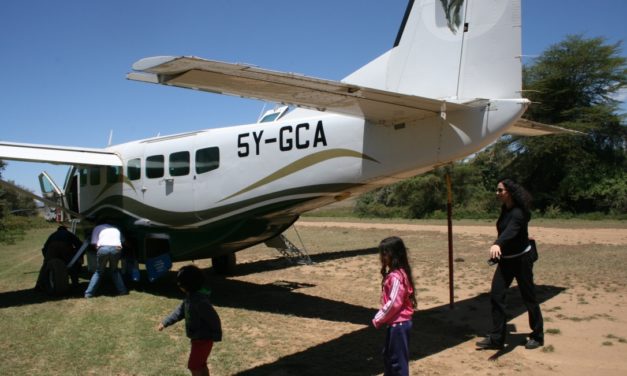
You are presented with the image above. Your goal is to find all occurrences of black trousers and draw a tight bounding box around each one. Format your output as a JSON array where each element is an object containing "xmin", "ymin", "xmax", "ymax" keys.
[{"xmin": 489, "ymin": 252, "xmax": 543, "ymax": 344}]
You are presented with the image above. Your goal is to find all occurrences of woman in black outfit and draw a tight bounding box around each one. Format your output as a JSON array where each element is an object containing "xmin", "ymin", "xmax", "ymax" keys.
[{"xmin": 476, "ymin": 179, "xmax": 544, "ymax": 350}]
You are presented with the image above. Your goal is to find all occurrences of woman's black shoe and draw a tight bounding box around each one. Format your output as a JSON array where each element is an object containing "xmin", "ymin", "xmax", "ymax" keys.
[
  {"xmin": 525, "ymin": 338, "xmax": 544, "ymax": 349},
  {"xmin": 475, "ymin": 337, "xmax": 504, "ymax": 350}
]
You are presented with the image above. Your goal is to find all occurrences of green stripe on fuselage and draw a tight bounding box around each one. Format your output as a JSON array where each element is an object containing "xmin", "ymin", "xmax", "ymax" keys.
[
  {"xmin": 82, "ymin": 183, "xmax": 362, "ymax": 227},
  {"xmin": 220, "ymin": 149, "xmax": 378, "ymax": 202}
]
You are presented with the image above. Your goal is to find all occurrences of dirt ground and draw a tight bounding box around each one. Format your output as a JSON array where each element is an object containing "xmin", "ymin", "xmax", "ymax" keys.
[
  {"xmin": 297, "ymin": 220, "xmax": 627, "ymax": 246},
  {"xmin": 227, "ymin": 219, "xmax": 627, "ymax": 375},
  {"xmin": 1, "ymin": 219, "xmax": 626, "ymax": 375}
]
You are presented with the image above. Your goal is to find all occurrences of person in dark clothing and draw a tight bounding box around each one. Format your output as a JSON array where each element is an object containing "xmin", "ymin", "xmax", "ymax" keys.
[
  {"xmin": 476, "ymin": 179, "xmax": 544, "ymax": 350},
  {"xmin": 35, "ymin": 225, "xmax": 84, "ymax": 290},
  {"xmin": 157, "ymin": 265, "xmax": 222, "ymax": 376}
]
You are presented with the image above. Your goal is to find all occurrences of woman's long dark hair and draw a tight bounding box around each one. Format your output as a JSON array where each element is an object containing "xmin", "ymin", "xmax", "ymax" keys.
[
  {"xmin": 499, "ymin": 178, "xmax": 533, "ymax": 216},
  {"xmin": 379, "ymin": 236, "xmax": 417, "ymax": 308}
]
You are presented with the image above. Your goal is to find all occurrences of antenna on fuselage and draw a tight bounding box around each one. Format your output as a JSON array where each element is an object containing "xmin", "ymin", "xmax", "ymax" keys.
[{"xmin": 108, "ymin": 130, "xmax": 113, "ymax": 146}]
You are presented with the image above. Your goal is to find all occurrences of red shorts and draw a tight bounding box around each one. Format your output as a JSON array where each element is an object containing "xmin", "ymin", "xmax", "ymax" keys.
[{"xmin": 187, "ymin": 339, "xmax": 214, "ymax": 371}]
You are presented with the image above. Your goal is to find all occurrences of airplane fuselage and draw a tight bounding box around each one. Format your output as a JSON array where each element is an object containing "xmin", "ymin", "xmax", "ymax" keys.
[{"xmin": 72, "ymin": 101, "xmax": 527, "ymax": 262}]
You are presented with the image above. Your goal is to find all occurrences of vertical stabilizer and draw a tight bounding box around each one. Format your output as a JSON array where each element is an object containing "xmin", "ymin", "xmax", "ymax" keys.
[{"xmin": 344, "ymin": 0, "xmax": 522, "ymax": 101}]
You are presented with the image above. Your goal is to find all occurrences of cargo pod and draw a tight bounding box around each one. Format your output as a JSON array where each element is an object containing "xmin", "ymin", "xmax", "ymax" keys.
[{"xmin": 144, "ymin": 233, "xmax": 172, "ymax": 282}]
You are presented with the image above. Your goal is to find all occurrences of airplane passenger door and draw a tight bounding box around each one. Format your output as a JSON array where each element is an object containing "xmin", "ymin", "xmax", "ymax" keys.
[{"xmin": 192, "ymin": 142, "xmax": 221, "ymax": 220}]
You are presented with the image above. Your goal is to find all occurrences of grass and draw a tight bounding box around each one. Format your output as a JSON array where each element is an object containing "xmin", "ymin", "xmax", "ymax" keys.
[
  {"xmin": 546, "ymin": 328, "xmax": 561, "ymax": 335},
  {"xmin": 0, "ymin": 219, "xmax": 626, "ymax": 375},
  {"xmin": 0, "ymin": 227, "xmax": 185, "ymax": 375},
  {"xmin": 605, "ymin": 334, "xmax": 627, "ymax": 343},
  {"xmin": 0, "ymin": 216, "xmax": 55, "ymax": 245}
]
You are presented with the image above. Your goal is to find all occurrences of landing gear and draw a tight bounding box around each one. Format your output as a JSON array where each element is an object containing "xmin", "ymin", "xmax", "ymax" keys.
[
  {"xmin": 43, "ymin": 258, "xmax": 70, "ymax": 296},
  {"xmin": 211, "ymin": 253, "xmax": 236, "ymax": 275}
]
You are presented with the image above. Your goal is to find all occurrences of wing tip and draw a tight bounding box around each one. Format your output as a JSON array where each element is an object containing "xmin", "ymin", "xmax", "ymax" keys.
[{"xmin": 131, "ymin": 56, "xmax": 179, "ymax": 72}]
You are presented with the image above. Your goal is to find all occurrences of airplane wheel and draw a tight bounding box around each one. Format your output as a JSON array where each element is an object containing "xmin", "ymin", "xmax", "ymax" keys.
[
  {"xmin": 212, "ymin": 253, "xmax": 236, "ymax": 275},
  {"xmin": 44, "ymin": 258, "xmax": 70, "ymax": 296}
]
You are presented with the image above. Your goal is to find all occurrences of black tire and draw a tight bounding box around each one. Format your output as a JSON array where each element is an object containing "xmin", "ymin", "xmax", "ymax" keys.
[
  {"xmin": 44, "ymin": 258, "xmax": 70, "ymax": 296},
  {"xmin": 211, "ymin": 253, "xmax": 236, "ymax": 275}
]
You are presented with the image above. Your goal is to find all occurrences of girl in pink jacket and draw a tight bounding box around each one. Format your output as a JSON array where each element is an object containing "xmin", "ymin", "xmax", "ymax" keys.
[{"xmin": 373, "ymin": 236, "xmax": 417, "ymax": 376}]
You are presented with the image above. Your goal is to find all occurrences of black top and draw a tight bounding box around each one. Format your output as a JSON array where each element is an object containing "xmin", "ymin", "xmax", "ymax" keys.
[
  {"xmin": 162, "ymin": 290, "xmax": 222, "ymax": 341},
  {"xmin": 42, "ymin": 227, "xmax": 83, "ymax": 253},
  {"xmin": 494, "ymin": 206, "xmax": 530, "ymax": 257}
]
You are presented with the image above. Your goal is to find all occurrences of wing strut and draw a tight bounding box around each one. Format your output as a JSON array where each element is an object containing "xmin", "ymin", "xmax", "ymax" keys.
[{"xmin": 0, "ymin": 179, "xmax": 84, "ymax": 219}]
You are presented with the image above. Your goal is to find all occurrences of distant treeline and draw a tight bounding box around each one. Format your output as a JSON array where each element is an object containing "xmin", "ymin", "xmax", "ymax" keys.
[
  {"xmin": 0, "ymin": 159, "xmax": 44, "ymax": 243},
  {"xmin": 356, "ymin": 35, "xmax": 627, "ymax": 220}
]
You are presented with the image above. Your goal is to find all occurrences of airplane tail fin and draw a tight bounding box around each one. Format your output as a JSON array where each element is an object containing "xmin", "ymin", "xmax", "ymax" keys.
[{"xmin": 343, "ymin": 0, "xmax": 522, "ymax": 101}]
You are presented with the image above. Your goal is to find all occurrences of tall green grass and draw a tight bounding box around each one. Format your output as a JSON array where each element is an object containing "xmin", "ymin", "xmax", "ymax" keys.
[{"xmin": 0, "ymin": 215, "xmax": 54, "ymax": 244}]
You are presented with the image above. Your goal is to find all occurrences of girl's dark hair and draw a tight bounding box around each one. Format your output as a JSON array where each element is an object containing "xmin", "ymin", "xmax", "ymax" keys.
[
  {"xmin": 176, "ymin": 265, "xmax": 205, "ymax": 292},
  {"xmin": 379, "ymin": 236, "xmax": 417, "ymax": 309},
  {"xmin": 499, "ymin": 178, "xmax": 533, "ymax": 216}
]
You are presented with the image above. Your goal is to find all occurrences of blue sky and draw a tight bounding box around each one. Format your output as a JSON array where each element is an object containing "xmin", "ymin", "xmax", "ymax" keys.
[{"xmin": 1, "ymin": 0, "xmax": 626, "ymax": 194}]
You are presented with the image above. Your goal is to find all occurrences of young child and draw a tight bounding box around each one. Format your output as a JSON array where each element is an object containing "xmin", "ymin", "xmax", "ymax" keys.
[
  {"xmin": 157, "ymin": 265, "xmax": 222, "ymax": 376},
  {"xmin": 372, "ymin": 236, "xmax": 417, "ymax": 376}
]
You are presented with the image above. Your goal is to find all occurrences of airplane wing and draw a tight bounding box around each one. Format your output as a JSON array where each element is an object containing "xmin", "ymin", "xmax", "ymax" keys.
[
  {"xmin": 127, "ymin": 56, "xmax": 476, "ymax": 126},
  {"xmin": 506, "ymin": 118, "xmax": 580, "ymax": 136},
  {"xmin": 0, "ymin": 141, "xmax": 123, "ymax": 166}
]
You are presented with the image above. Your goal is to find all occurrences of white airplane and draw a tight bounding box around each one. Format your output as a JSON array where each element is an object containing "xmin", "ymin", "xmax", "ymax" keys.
[{"xmin": 0, "ymin": 0, "xmax": 568, "ymax": 283}]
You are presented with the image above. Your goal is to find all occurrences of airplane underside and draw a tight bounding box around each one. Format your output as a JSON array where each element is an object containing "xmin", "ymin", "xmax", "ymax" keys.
[{"xmin": 84, "ymin": 186, "xmax": 360, "ymax": 264}]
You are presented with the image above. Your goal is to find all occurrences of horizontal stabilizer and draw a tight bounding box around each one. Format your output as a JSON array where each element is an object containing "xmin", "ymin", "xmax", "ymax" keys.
[
  {"xmin": 507, "ymin": 119, "xmax": 581, "ymax": 136},
  {"xmin": 128, "ymin": 56, "xmax": 475, "ymax": 126},
  {"xmin": 0, "ymin": 141, "xmax": 122, "ymax": 166}
]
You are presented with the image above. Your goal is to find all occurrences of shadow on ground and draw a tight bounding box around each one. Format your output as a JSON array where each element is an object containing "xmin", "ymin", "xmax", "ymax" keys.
[
  {"xmin": 230, "ymin": 284, "xmax": 564, "ymax": 376},
  {"xmin": 1, "ymin": 247, "xmax": 565, "ymax": 375},
  {"xmin": 0, "ymin": 281, "xmax": 90, "ymax": 309},
  {"xmin": 138, "ymin": 248, "xmax": 565, "ymax": 376},
  {"xmin": 231, "ymin": 247, "xmax": 378, "ymax": 276}
]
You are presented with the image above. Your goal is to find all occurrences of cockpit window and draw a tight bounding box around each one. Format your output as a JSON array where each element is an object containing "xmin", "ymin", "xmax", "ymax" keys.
[
  {"xmin": 79, "ymin": 168, "xmax": 88, "ymax": 187},
  {"xmin": 89, "ymin": 167, "xmax": 101, "ymax": 186},
  {"xmin": 107, "ymin": 166, "xmax": 122, "ymax": 183}
]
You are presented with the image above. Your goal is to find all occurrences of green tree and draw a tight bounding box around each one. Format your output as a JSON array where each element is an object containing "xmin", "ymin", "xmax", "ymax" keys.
[
  {"xmin": 357, "ymin": 35, "xmax": 627, "ymax": 218},
  {"xmin": 501, "ymin": 35, "xmax": 627, "ymax": 213},
  {"xmin": 0, "ymin": 161, "xmax": 37, "ymax": 217}
]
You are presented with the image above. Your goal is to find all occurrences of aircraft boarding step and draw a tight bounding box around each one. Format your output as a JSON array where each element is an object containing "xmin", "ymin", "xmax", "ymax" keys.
[{"xmin": 265, "ymin": 234, "xmax": 313, "ymax": 265}]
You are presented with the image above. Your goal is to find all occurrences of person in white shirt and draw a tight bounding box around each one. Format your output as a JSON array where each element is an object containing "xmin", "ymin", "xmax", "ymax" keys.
[{"xmin": 84, "ymin": 222, "xmax": 128, "ymax": 298}]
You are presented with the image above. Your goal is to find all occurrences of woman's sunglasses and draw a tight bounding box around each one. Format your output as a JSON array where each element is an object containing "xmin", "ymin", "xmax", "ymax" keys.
[{"xmin": 496, "ymin": 188, "xmax": 505, "ymax": 193}]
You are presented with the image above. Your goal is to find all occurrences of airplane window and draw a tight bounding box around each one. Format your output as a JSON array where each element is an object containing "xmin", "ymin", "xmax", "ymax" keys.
[
  {"xmin": 89, "ymin": 167, "xmax": 101, "ymax": 186},
  {"xmin": 127, "ymin": 158, "xmax": 141, "ymax": 181},
  {"xmin": 107, "ymin": 166, "xmax": 122, "ymax": 183},
  {"xmin": 195, "ymin": 147, "xmax": 220, "ymax": 174},
  {"xmin": 79, "ymin": 168, "xmax": 88, "ymax": 187},
  {"xmin": 260, "ymin": 112, "xmax": 281, "ymax": 123},
  {"xmin": 169, "ymin": 151, "xmax": 190, "ymax": 176},
  {"xmin": 146, "ymin": 155, "xmax": 165, "ymax": 179},
  {"xmin": 41, "ymin": 178, "xmax": 54, "ymax": 194},
  {"xmin": 258, "ymin": 105, "xmax": 289, "ymax": 123}
]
